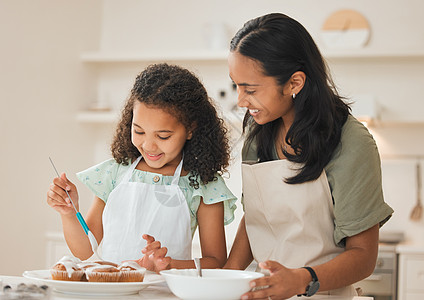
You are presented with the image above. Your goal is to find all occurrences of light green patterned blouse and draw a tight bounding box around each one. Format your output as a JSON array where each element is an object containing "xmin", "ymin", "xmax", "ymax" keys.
[{"xmin": 76, "ymin": 158, "xmax": 237, "ymax": 236}]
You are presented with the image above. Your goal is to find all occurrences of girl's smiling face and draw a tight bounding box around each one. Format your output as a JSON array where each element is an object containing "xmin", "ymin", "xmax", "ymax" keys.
[
  {"xmin": 131, "ymin": 102, "xmax": 192, "ymax": 171},
  {"xmin": 228, "ymin": 51, "xmax": 295, "ymax": 125}
]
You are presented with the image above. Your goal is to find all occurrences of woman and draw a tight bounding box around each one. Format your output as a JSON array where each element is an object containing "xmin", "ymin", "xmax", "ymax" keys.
[{"xmin": 224, "ymin": 13, "xmax": 393, "ymax": 299}]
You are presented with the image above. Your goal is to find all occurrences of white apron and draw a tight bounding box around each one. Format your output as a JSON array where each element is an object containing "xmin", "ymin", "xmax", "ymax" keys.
[
  {"xmin": 242, "ymin": 159, "xmax": 356, "ymax": 296},
  {"xmin": 102, "ymin": 156, "xmax": 192, "ymax": 263}
]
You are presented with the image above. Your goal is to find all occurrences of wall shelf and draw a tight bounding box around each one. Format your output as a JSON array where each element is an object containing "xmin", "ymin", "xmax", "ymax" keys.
[
  {"xmin": 78, "ymin": 48, "xmax": 424, "ymax": 124},
  {"xmin": 80, "ymin": 48, "xmax": 424, "ymax": 63},
  {"xmin": 323, "ymin": 48, "xmax": 424, "ymax": 59},
  {"xmin": 80, "ymin": 50, "xmax": 229, "ymax": 63},
  {"xmin": 76, "ymin": 111, "xmax": 119, "ymax": 123}
]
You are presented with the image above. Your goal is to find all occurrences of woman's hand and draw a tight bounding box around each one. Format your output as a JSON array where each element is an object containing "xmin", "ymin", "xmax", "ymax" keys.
[
  {"xmin": 241, "ymin": 261, "xmax": 309, "ymax": 300},
  {"xmin": 46, "ymin": 173, "xmax": 79, "ymax": 215},
  {"xmin": 135, "ymin": 234, "xmax": 171, "ymax": 273}
]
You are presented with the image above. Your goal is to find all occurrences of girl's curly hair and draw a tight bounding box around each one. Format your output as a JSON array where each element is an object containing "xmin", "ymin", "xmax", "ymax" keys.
[{"xmin": 111, "ymin": 63, "xmax": 230, "ymax": 189}]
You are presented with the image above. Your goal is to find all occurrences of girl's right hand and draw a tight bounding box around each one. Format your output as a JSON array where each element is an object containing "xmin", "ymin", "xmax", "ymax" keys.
[
  {"xmin": 47, "ymin": 173, "xmax": 79, "ymax": 215},
  {"xmin": 136, "ymin": 234, "xmax": 171, "ymax": 273}
]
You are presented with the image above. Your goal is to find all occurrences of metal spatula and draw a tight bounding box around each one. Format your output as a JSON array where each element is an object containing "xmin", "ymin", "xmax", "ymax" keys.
[
  {"xmin": 49, "ymin": 157, "xmax": 102, "ymax": 259},
  {"xmin": 410, "ymin": 162, "xmax": 423, "ymax": 221}
]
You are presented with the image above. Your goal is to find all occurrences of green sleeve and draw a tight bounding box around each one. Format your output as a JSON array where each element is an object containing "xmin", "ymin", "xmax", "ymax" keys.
[
  {"xmin": 326, "ymin": 116, "xmax": 394, "ymax": 246},
  {"xmin": 76, "ymin": 158, "xmax": 127, "ymax": 203},
  {"xmin": 189, "ymin": 175, "xmax": 237, "ymax": 226}
]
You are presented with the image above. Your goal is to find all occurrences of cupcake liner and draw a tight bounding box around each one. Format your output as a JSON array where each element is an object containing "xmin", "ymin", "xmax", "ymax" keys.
[
  {"xmin": 119, "ymin": 269, "xmax": 145, "ymax": 282},
  {"xmin": 85, "ymin": 271, "xmax": 120, "ymax": 282},
  {"xmin": 85, "ymin": 266, "xmax": 121, "ymax": 282},
  {"xmin": 50, "ymin": 269, "xmax": 84, "ymax": 281}
]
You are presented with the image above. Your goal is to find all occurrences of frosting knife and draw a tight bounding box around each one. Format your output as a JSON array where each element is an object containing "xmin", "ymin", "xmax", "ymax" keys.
[{"xmin": 49, "ymin": 157, "xmax": 102, "ymax": 259}]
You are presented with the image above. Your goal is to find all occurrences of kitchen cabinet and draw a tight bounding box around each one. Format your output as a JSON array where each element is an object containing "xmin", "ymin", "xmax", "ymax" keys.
[{"xmin": 398, "ymin": 252, "xmax": 424, "ymax": 300}]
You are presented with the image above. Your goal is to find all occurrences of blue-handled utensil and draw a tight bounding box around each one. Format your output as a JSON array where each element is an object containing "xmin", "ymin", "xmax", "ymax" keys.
[{"xmin": 49, "ymin": 157, "xmax": 102, "ymax": 259}]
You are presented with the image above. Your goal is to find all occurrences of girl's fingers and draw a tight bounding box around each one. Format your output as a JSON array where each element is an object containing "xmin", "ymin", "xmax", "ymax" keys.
[
  {"xmin": 155, "ymin": 256, "xmax": 171, "ymax": 272},
  {"xmin": 52, "ymin": 174, "xmax": 76, "ymax": 197},
  {"xmin": 47, "ymin": 188, "xmax": 67, "ymax": 206},
  {"xmin": 60, "ymin": 173, "xmax": 75, "ymax": 190},
  {"xmin": 153, "ymin": 247, "xmax": 168, "ymax": 259},
  {"xmin": 142, "ymin": 241, "xmax": 161, "ymax": 254},
  {"xmin": 142, "ymin": 234, "xmax": 156, "ymax": 244},
  {"xmin": 48, "ymin": 184, "xmax": 71, "ymax": 206},
  {"xmin": 53, "ymin": 176, "xmax": 70, "ymax": 192},
  {"xmin": 46, "ymin": 196, "xmax": 74, "ymax": 215}
]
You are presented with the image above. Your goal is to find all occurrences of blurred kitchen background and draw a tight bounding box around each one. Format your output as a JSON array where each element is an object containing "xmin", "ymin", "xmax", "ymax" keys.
[{"xmin": 1, "ymin": 1, "xmax": 424, "ymax": 299}]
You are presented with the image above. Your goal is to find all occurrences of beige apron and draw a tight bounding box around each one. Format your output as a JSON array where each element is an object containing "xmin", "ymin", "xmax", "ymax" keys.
[
  {"xmin": 102, "ymin": 156, "xmax": 192, "ymax": 263},
  {"xmin": 242, "ymin": 159, "xmax": 356, "ymax": 296}
]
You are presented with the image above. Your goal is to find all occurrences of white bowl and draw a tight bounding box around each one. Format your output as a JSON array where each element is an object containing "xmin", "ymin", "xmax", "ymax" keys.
[{"xmin": 160, "ymin": 269, "xmax": 264, "ymax": 300}]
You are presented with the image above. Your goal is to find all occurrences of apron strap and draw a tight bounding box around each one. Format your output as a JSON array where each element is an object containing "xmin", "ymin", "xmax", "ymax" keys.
[
  {"xmin": 121, "ymin": 156, "xmax": 142, "ymax": 183},
  {"xmin": 171, "ymin": 154, "xmax": 184, "ymax": 186}
]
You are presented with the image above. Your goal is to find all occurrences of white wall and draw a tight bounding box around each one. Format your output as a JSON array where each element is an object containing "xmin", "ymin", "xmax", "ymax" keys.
[
  {"xmin": 1, "ymin": 0, "xmax": 424, "ymax": 276},
  {"xmin": 0, "ymin": 0, "xmax": 103, "ymax": 275}
]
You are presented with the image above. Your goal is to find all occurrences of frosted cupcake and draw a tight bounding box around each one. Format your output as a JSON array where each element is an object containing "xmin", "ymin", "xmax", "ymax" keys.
[
  {"xmin": 93, "ymin": 260, "xmax": 118, "ymax": 267},
  {"xmin": 118, "ymin": 261, "xmax": 146, "ymax": 282},
  {"xmin": 85, "ymin": 265, "xmax": 121, "ymax": 282},
  {"xmin": 50, "ymin": 256, "xmax": 84, "ymax": 281},
  {"xmin": 77, "ymin": 261, "xmax": 100, "ymax": 282},
  {"xmin": 78, "ymin": 261, "xmax": 100, "ymax": 270}
]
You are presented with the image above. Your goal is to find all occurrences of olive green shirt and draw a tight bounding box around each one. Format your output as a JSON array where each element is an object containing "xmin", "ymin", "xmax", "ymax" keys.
[{"xmin": 242, "ymin": 115, "xmax": 393, "ymax": 246}]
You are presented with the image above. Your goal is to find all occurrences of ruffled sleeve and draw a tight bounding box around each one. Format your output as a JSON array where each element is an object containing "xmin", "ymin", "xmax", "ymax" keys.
[
  {"xmin": 76, "ymin": 158, "xmax": 128, "ymax": 203},
  {"xmin": 188, "ymin": 175, "xmax": 237, "ymax": 226}
]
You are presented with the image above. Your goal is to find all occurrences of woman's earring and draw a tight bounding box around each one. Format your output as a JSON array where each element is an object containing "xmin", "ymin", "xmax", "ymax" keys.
[{"xmin": 292, "ymin": 93, "xmax": 296, "ymax": 100}]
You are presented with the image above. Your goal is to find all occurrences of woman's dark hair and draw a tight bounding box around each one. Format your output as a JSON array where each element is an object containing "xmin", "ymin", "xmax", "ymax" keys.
[
  {"xmin": 111, "ymin": 63, "xmax": 230, "ymax": 189},
  {"xmin": 231, "ymin": 13, "xmax": 350, "ymax": 184}
]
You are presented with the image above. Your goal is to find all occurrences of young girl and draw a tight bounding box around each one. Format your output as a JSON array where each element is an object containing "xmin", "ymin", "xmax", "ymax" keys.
[{"xmin": 47, "ymin": 63, "xmax": 237, "ymax": 271}]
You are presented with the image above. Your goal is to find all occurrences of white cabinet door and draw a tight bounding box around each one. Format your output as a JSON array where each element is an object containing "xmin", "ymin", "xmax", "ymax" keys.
[
  {"xmin": 405, "ymin": 258, "xmax": 424, "ymax": 291},
  {"xmin": 398, "ymin": 253, "xmax": 424, "ymax": 300},
  {"xmin": 45, "ymin": 231, "xmax": 72, "ymax": 268},
  {"xmin": 405, "ymin": 293, "xmax": 424, "ymax": 300}
]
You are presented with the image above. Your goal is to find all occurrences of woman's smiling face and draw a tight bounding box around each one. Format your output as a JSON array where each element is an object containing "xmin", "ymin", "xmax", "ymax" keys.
[
  {"xmin": 228, "ymin": 51, "xmax": 295, "ymax": 125},
  {"xmin": 131, "ymin": 102, "xmax": 192, "ymax": 170}
]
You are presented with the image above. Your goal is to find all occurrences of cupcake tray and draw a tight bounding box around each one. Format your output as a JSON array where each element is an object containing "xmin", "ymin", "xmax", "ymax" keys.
[{"xmin": 23, "ymin": 270, "xmax": 164, "ymax": 296}]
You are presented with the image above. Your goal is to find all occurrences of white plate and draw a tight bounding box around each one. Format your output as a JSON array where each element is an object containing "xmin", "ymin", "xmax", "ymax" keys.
[{"xmin": 23, "ymin": 269, "xmax": 164, "ymax": 296}]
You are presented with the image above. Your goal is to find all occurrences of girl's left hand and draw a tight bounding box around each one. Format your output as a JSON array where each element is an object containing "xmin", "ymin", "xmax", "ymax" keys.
[
  {"xmin": 241, "ymin": 261, "xmax": 306, "ymax": 300},
  {"xmin": 135, "ymin": 234, "xmax": 171, "ymax": 273}
]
